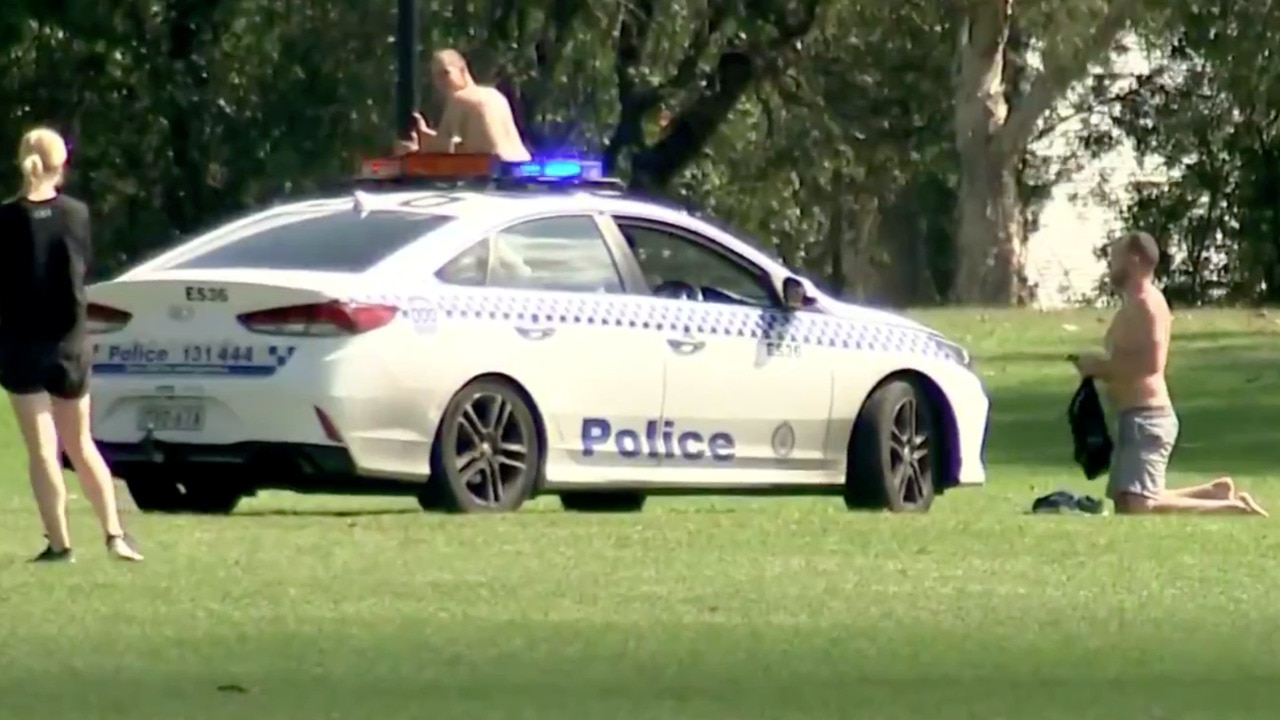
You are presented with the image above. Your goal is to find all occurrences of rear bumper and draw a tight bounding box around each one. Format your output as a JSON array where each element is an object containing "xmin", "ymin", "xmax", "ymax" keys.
[{"xmin": 90, "ymin": 439, "xmax": 357, "ymax": 482}]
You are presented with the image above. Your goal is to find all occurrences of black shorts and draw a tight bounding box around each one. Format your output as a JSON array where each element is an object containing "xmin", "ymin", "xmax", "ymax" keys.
[{"xmin": 0, "ymin": 341, "xmax": 91, "ymax": 399}]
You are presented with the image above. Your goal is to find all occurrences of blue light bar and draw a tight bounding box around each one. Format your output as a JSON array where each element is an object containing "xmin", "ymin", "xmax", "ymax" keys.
[{"xmin": 507, "ymin": 158, "xmax": 604, "ymax": 182}]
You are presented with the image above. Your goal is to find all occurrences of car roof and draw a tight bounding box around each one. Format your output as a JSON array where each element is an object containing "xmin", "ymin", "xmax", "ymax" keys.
[
  {"xmin": 122, "ymin": 185, "xmax": 786, "ymax": 281},
  {"xmin": 330, "ymin": 186, "xmax": 691, "ymax": 223},
  {"xmin": 279, "ymin": 186, "xmax": 785, "ymax": 271}
]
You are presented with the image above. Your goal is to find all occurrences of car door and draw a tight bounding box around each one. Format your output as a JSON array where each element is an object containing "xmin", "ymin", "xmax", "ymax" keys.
[
  {"xmin": 430, "ymin": 213, "xmax": 667, "ymax": 484},
  {"xmin": 606, "ymin": 216, "xmax": 836, "ymax": 484}
]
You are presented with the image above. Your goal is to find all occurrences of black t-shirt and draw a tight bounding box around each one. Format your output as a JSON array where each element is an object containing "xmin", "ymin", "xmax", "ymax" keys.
[{"xmin": 0, "ymin": 194, "xmax": 92, "ymax": 348}]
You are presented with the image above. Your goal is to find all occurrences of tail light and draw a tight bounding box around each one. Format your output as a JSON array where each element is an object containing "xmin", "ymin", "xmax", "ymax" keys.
[
  {"xmin": 86, "ymin": 303, "xmax": 132, "ymax": 334},
  {"xmin": 237, "ymin": 300, "xmax": 398, "ymax": 337}
]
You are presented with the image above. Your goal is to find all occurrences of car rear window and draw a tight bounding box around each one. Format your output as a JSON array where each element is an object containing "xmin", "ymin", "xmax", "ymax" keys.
[{"xmin": 168, "ymin": 211, "xmax": 454, "ymax": 272}]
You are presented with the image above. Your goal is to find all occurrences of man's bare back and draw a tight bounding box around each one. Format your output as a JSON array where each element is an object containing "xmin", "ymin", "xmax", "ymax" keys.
[{"xmin": 434, "ymin": 85, "xmax": 531, "ymax": 161}]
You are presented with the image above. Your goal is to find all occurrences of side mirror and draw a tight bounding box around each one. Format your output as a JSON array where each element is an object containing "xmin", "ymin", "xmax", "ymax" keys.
[{"xmin": 781, "ymin": 276, "xmax": 814, "ymax": 310}]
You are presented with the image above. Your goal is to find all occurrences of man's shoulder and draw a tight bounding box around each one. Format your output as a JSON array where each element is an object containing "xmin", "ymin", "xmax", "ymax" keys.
[
  {"xmin": 1137, "ymin": 288, "xmax": 1171, "ymax": 319},
  {"xmin": 456, "ymin": 85, "xmax": 512, "ymax": 107}
]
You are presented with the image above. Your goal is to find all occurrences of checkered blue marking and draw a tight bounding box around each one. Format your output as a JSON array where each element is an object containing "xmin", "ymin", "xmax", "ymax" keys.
[
  {"xmin": 267, "ymin": 345, "xmax": 298, "ymax": 367},
  {"xmin": 399, "ymin": 291, "xmax": 960, "ymax": 363}
]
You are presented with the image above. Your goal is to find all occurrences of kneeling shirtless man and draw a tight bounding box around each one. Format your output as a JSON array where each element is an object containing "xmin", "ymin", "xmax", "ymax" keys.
[{"xmin": 1072, "ymin": 231, "xmax": 1267, "ymax": 516}]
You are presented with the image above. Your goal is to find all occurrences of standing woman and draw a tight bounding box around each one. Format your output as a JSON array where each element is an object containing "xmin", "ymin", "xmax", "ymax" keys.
[{"xmin": 0, "ymin": 127, "xmax": 143, "ymax": 562}]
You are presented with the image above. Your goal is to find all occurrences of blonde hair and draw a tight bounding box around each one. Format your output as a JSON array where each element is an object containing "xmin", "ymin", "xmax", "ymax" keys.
[{"xmin": 16, "ymin": 127, "xmax": 68, "ymax": 196}]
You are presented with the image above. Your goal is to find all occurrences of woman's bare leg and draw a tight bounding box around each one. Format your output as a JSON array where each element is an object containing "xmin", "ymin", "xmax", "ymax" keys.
[
  {"xmin": 9, "ymin": 392, "xmax": 70, "ymax": 550},
  {"xmin": 51, "ymin": 394, "xmax": 124, "ymax": 537}
]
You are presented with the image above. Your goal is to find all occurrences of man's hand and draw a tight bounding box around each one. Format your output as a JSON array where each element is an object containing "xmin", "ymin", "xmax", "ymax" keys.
[
  {"xmin": 1069, "ymin": 352, "xmax": 1110, "ymax": 378},
  {"xmin": 409, "ymin": 111, "xmax": 436, "ymax": 140},
  {"xmin": 392, "ymin": 112, "xmax": 437, "ymax": 156}
]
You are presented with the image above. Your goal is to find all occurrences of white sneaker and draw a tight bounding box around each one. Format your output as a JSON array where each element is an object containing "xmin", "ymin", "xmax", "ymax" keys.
[{"xmin": 106, "ymin": 534, "xmax": 144, "ymax": 562}]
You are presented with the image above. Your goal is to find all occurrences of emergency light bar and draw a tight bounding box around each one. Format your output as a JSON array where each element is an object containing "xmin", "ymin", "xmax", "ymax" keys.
[
  {"xmin": 510, "ymin": 159, "xmax": 604, "ymax": 181},
  {"xmin": 359, "ymin": 153, "xmax": 496, "ymax": 180},
  {"xmin": 356, "ymin": 153, "xmax": 610, "ymax": 185}
]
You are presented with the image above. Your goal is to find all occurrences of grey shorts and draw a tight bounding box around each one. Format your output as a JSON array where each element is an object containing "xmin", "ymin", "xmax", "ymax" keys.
[{"xmin": 1106, "ymin": 407, "xmax": 1179, "ymax": 500}]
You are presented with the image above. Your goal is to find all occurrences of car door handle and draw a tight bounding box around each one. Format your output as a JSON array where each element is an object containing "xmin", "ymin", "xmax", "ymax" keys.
[
  {"xmin": 514, "ymin": 326, "xmax": 556, "ymax": 341},
  {"xmin": 666, "ymin": 336, "xmax": 706, "ymax": 355}
]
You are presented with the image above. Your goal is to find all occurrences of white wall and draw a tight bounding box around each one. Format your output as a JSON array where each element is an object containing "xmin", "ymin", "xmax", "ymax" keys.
[{"xmin": 1024, "ymin": 38, "xmax": 1164, "ymax": 308}]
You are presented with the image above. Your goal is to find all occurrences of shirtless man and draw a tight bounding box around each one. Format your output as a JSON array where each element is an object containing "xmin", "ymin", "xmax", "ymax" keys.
[
  {"xmin": 1072, "ymin": 231, "xmax": 1268, "ymax": 516},
  {"xmin": 394, "ymin": 49, "xmax": 531, "ymax": 162}
]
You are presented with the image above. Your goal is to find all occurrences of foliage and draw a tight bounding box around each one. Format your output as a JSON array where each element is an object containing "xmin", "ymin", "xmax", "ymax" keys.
[
  {"xmin": 3, "ymin": 0, "xmax": 1274, "ymax": 306},
  {"xmin": 1082, "ymin": 2, "xmax": 1280, "ymax": 305}
]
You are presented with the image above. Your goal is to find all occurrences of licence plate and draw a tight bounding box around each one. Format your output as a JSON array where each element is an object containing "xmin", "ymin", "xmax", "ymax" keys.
[{"xmin": 137, "ymin": 402, "xmax": 205, "ymax": 432}]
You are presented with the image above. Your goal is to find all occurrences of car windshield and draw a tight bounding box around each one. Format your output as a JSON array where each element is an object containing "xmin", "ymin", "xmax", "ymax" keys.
[{"xmin": 167, "ymin": 210, "xmax": 454, "ymax": 273}]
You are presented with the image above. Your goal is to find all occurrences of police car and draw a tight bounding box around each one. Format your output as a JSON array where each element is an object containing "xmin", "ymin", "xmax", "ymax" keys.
[{"xmin": 83, "ymin": 153, "xmax": 989, "ymax": 515}]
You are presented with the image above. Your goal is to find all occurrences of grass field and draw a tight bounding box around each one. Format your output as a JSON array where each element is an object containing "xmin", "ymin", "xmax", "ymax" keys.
[{"xmin": 1, "ymin": 309, "xmax": 1278, "ymax": 720}]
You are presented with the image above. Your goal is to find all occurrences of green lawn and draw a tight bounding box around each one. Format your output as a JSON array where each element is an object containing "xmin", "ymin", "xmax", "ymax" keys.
[{"xmin": 1, "ymin": 309, "xmax": 1278, "ymax": 720}]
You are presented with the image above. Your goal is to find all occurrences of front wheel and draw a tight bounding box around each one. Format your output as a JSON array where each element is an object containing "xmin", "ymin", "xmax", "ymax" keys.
[
  {"xmin": 844, "ymin": 378, "xmax": 938, "ymax": 512},
  {"xmin": 421, "ymin": 378, "xmax": 542, "ymax": 513}
]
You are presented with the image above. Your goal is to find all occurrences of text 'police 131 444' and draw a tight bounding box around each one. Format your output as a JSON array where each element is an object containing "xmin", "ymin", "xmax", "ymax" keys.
[{"xmin": 97, "ymin": 342, "xmax": 261, "ymax": 365}]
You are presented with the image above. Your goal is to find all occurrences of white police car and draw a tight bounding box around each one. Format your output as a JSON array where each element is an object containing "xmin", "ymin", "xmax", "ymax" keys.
[{"xmin": 82, "ymin": 154, "xmax": 989, "ymax": 515}]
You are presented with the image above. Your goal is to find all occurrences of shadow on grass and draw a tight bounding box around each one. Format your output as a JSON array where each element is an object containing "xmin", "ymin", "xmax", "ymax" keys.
[
  {"xmin": 985, "ymin": 346, "xmax": 1280, "ymax": 479},
  {"xmin": 227, "ymin": 508, "xmax": 421, "ymax": 519}
]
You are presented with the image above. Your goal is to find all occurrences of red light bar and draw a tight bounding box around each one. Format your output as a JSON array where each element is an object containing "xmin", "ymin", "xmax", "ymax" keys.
[{"xmin": 358, "ymin": 153, "xmax": 497, "ymax": 180}]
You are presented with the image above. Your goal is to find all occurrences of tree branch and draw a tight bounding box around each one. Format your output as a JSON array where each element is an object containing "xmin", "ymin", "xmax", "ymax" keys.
[
  {"xmin": 995, "ymin": 0, "xmax": 1141, "ymax": 161},
  {"xmin": 603, "ymin": 0, "xmax": 659, "ymax": 172},
  {"xmin": 658, "ymin": 0, "xmax": 732, "ymax": 95},
  {"xmin": 632, "ymin": 51, "xmax": 754, "ymax": 189},
  {"xmin": 1029, "ymin": 77, "xmax": 1153, "ymax": 145},
  {"xmin": 616, "ymin": 0, "xmax": 819, "ymax": 187}
]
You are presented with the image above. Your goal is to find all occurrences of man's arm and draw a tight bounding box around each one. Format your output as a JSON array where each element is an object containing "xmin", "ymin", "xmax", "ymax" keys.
[
  {"xmin": 392, "ymin": 112, "xmax": 441, "ymax": 155},
  {"xmin": 420, "ymin": 102, "xmax": 460, "ymax": 152}
]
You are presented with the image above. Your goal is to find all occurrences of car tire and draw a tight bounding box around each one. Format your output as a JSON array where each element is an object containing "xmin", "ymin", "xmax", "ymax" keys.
[
  {"xmin": 422, "ymin": 378, "xmax": 542, "ymax": 513},
  {"xmin": 559, "ymin": 491, "xmax": 647, "ymax": 513},
  {"xmin": 123, "ymin": 466, "xmax": 243, "ymax": 515},
  {"xmin": 844, "ymin": 377, "xmax": 938, "ymax": 512}
]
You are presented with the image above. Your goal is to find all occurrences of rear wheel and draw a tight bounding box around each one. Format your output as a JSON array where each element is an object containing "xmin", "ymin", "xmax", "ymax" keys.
[
  {"xmin": 559, "ymin": 491, "xmax": 647, "ymax": 513},
  {"xmin": 122, "ymin": 465, "xmax": 244, "ymax": 515},
  {"xmin": 844, "ymin": 378, "xmax": 938, "ymax": 512},
  {"xmin": 420, "ymin": 378, "xmax": 541, "ymax": 513}
]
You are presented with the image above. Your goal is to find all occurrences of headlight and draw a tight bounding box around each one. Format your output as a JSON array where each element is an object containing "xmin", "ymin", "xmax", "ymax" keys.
[{"xmin": 937, "ymin": 339, "xmax": 972, "ymax": 368}]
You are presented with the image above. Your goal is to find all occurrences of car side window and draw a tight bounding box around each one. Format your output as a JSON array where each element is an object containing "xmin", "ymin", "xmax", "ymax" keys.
[
  {"xmin": 615, "ymin": 221, "xmax": 774, "ymax": 307},
  {"xmin": 435, "ymin": 216, "xmax": 624, "ymax": 293},
  {"xmin": 435, "ymin": 239, "xmax": 489, "ymax": 286}
]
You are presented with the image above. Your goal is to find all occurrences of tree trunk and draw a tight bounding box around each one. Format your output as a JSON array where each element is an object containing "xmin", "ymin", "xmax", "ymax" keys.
[
  {"xmin": 953, "ymin": 1, "xmax": 1027, "ymax": 305},
  {"xmin": 952, "ymin": 0, "xmax": 1139, "ymax": 305},
  {"xmin": 956, "ymin": 140, "xmax": 1028, "ymax": 304}
]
